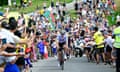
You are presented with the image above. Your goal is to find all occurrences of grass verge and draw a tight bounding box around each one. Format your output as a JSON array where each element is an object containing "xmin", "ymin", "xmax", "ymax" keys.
[{"xmin": 0, "ymin": 0, "xmax": 73, "ymax": 13}]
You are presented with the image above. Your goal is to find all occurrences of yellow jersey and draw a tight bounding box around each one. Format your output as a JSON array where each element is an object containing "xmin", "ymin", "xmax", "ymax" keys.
[{"xmin": 93, "ymin": 31, "xmax": 104, "ymax": 48}]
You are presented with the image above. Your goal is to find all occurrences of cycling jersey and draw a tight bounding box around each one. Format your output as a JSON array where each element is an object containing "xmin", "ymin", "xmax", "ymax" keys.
[
  {"xmin": 57, "ymin": 35, "xmax": 67, "ymax": 48},
  {"xmin": 58, "ymin": 35, "xmax": 66, "ymax": 43}
]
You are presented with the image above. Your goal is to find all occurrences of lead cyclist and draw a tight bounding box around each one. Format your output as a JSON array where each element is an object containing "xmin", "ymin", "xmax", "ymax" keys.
[{"xmin": 56, "ymin": 30, "xmax": 69, "ymax": 62}]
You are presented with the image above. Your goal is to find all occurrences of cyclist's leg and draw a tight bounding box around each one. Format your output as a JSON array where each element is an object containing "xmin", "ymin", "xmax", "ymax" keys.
[
  {"xmin": 63, "ymin": 44, "xmax": 69, "ymax": 59},
  {"xmin": 63, "ymin": 44, "xmax": 69, "ymax": 55},
  {"xmin": 58, "ymin": 48, "xmax": 62, "ymax": 61},
  {"xmin": 68, "ymin": 46, "xmax": 73, "ymax": 58},
  {"xmin": 57, "ymin": 43, "xmax": 63, "ymax": 61}
]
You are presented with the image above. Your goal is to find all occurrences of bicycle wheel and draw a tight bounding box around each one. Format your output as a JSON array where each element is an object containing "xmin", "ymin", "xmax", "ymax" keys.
[
  {"xmin": 61, "ymin": 50, "xmax": 64, "ymax": 70},
  {"xmin": 61, "ymin": 62, "xmax": 64, "ymax": 70}
]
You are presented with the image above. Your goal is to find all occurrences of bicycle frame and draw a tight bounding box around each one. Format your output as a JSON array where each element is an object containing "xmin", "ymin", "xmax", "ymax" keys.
[{"xmin": 58, "ymin": 48, "xmax": 64, "ymax": 70}]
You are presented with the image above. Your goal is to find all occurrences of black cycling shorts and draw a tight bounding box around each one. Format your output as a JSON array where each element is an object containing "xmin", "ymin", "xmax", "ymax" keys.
[
  {"xmin": 58, "ymin": 42, "xmax": 66, "ymax": 51},
  {"xmin": 59, "ymin": 42, "xmax": 66, "ymax": 48}
]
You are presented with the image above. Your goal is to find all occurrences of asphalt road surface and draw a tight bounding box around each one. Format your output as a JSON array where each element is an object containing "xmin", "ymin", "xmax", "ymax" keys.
[{"xmin": 31, "ymin": 56, "xmax": 115, "ymax": 72}]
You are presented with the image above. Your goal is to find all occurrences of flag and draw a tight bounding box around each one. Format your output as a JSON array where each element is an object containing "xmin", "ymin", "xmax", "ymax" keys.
[
  {"xmin": 50, "ymin": 12, "xmax": 55, "ymax": 22},
  {"xmin": 44, "ymin": 46, "xmax": 48, "ymax": 59},
  {"xmin": 32, "ymin": 44, "xmax": 37, "ymax": 61},
  {"xmin": 48, "ymin": 15, "xmax": 55, "ymax": 30},
  {"xmin": 43, "ymin": 10, "xmax": 55, "ymax": 30},
  {"xmin": 43, "ymin": 10, "xmax": 50, "ymax": 18}
]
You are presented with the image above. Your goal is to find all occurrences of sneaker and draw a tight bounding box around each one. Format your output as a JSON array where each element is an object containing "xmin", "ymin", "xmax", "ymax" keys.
[
  {"xmin": 113, "ymin": 62, "xmax": 116, "ymax": 67},
  {"xmin": 96, "ymin": 62, "xmax": 99, "ymax": 65},
  {"xmin": 108, "ymin": 61, "xmax": 111, "ymax": 65},
  {"xmin": 64, "ymin": 55, "xmax": 67, "ymax": 60},
  {"xmin": 29, "ymin": 64, "xmax": 33, "ymax": 68},
  {"xmin": 58, "ymin": 63, "xmax": 60, "ymax": 67},
  {"xmin": 54, "ymin": 55, "xmax": 57, "ymax": 59},
  {"xmin": 69, "ymin": 55, "xmax": 72, "ymax": 59},
  {"xmin": 104, "ymin": 63, "xmax": 107, "ymax": 65}
]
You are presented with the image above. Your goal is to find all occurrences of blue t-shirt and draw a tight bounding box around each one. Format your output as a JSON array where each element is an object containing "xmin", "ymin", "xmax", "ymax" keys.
[
  {"xmin": 37, "ymin": 41, "xmax": 45, "ymax": 55},
  {"xmin": 0, "ymin": 12, "xmax": 4, "ymax": 16},
  {"xmin": 4, "ymin": 63, "xmax": 20, "ymax": 72}
]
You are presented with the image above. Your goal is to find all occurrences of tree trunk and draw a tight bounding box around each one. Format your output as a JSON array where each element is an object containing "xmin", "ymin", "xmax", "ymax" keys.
[{"xmin": 8, "ymin": 0, "xmax": 12, "ymax": 6}]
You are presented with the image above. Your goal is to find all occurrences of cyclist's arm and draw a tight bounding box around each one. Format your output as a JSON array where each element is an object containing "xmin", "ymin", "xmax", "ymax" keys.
[
  {"xmin": 56, "ymin": 35, "xmax": 61, "ymax": 49},
  {"xmin": 66, "ymin": 33, "xmax": 68, "ymax": 47},
  {"xmin": 56, "ymin": 38, "xmax": 59, "ymax": 49}
]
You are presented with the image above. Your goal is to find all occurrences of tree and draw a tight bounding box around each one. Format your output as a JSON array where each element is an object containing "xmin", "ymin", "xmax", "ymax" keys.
[
  {"xmin": 0, "ymin": 0, "xmax": 8, "ymax": 6},
  {"xmin": 8, "ymin": 0, "xmax": 12, "ymax": 6}
]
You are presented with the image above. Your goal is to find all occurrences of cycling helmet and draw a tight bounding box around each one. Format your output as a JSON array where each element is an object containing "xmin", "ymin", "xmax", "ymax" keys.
[{"xmin": 61, "ymin": 30, "xmax": 65, "ymax": 35}]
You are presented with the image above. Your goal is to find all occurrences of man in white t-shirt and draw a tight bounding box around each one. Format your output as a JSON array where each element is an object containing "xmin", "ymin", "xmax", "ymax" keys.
[{"xmin": 0, "ymin": 18, "xmax": 28, "ymax": 63}]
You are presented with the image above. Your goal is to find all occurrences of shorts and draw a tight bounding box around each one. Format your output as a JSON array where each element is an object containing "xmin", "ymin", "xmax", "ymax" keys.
[
  {"xmin": 106, "ymin": 45, "xmax": 112, "ymax": 52},
  {"xmin": 58, "ymin": 48, "xmax": 64, "ymax": 52},
  {"xmin": 111, "ymin": 49, "xmax": 116, "ymax": 57},
  {"xmin": 15, "ymin": 57, "xmax": 25, "ymax": 66},
  {"xmin": 96, "ymin": 48, "xmax": 104, "ymax": 54},
  {"xmin": 58, "ymin": 42, "xmax": 66, "ymax": 52},
  {"xmin": 84, "ymin": 47, "xmax": 91, "ymax": 53},
  {"xmin": 59, "ymin": 42, "xmax": 66, "ymax": 48},
  {"xmin": 52, "ymin": 48, "xmax": 57, "ymax": 54}
]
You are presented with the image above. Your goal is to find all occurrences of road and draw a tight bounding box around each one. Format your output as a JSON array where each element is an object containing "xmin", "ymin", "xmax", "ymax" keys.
[{"xmin": 31, "ymin": 56, "xmax": 115, "ymax": 72}]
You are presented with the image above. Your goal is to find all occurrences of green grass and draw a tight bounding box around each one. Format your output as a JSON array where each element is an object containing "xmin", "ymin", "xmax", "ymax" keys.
[
  {"xmin": 115, "ymin": 0, "xmax": 120, "ymax": 12},
  {"xmin": 0, "ymin": 0, "xmax": 73, "ymax": 13},
  {"xmin": 107, "ymin": 0, "xmax": 120, "ymax": 26},
  {"xmin": 67, "ymin": 9, "xmax": 77, "ymax": 19}
]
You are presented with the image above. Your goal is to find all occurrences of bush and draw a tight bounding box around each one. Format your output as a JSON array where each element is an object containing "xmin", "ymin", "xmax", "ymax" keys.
[{"xmin": 107, "ymin": 11, "xmax": 120, "ymax": 26}]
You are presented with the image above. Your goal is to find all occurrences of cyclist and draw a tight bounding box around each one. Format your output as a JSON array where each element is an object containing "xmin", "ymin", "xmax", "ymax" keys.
[{"xmin": 57, "ymin": 30, "xmax": 68, "ymax": 63}]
